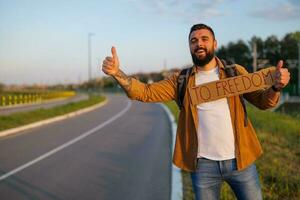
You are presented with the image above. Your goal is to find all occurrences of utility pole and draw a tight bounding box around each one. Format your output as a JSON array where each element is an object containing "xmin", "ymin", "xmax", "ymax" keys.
[
  {"xmin": 298, "ymin": 42, "xmax": 300, "ymax": 95},
  {"xmin": 163, "ymin": 59, "xmax": 167, "ymax": 70},
  {"xmin": 88, "ymin": 33, "xmax": 94, "ymax": 82}
]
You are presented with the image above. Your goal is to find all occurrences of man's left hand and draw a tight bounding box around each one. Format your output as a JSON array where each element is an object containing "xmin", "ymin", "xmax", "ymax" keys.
[{"xmin": 273, "ymin": 60, "xmax": 290, "ymax": 91}]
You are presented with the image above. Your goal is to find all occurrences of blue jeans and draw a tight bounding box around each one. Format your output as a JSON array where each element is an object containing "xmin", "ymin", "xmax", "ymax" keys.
[{"xmin": 191, "ymin": 158, "xmax": 263, "ymax": 200}]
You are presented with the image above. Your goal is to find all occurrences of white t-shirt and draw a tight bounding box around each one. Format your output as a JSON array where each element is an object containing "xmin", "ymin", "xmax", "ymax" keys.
[{"xmin": 195, "ymin": 66, "xmax": 235, "ymax": 160}]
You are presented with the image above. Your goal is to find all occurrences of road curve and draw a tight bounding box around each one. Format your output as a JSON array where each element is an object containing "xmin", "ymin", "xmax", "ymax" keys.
[{"xmin": 0, "ymin": 94, "xmax": 173, "ymax": 200}]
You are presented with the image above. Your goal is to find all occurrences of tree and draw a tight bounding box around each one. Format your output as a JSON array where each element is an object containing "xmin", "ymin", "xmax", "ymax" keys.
[
  {"xmin": 133, "ymin": 73, "xmax": 149, "ymax": 83},
  {"xmin": 292, "ymin": 31, "xmax": 300, "ymax": 41},
  {"xmin": 228, "ymin": 40, "xmax": 251, "ymax": 70},
  {"xmin": 0, "ymin": 82, "xmax": 4, "ymax": 92},
  {"xmin": 280, "ymin": 32, "xmax": 298, "ymax": 60},
  {"xmin": 99, "ymin": 77, "xmax": 117, "ymax": 89},
  {"xmin": 216, "ymin": 40, "xmax": 251, "ymax": 71},
  {"xmin": 264, "ymin": 35, "xmax": 281, "ymax": 65},
  {"xmin": 216, "ymin": 45, "xmax": 228, "ymax": 59},
  {"xmin": 149, "ymin": 72, "xmax": 164, "ymax": 82}
]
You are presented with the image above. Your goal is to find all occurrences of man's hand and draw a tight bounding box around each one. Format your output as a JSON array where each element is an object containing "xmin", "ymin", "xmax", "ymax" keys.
[
  {"xmin": 101, "ymin": 46, "xmax": 132, "ymax": 92},
  {"xmin": 273, "ymin": 60, "xmax": 290, "ymax": 91},
  {"xmin": 102, "ymin": 46, "xmax": 120, "ymax": 76}
]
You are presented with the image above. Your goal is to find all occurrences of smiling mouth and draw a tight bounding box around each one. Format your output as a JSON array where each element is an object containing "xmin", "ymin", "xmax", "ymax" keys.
[{"xmin": 196, "ymin": 49, "xmax": 206, "ymax": 55}]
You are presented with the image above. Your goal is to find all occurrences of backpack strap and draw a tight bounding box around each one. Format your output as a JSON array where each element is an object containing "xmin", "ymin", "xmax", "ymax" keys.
[
  {"xmin": 177, "ymin": 67, "xmax": 192, "ymax": 110},
  {"xmin": 221, "ymin": 59, "xmax": 248, "ymax": 127}
]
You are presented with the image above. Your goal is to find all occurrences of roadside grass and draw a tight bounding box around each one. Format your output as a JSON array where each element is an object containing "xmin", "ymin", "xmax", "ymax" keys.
[
  {"xmin": 276, "ymin": 102, "xmax": 300, "ymax": 119},
  {"xmin": 0, "ymin": 95, "xmax": 106, "ymax": 131},
  {"xmin": 164, "ymin": 101, "xmax": 300, "ymax": 200}
]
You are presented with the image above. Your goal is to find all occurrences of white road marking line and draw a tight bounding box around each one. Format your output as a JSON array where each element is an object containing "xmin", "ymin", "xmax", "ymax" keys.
[
  {"xmin": 159, "ymin": 103, "xmax": 183, "ymax": 200},
  {"xmin": 0, "ymin": 100, "xmax": 132, "ymax": 182}
]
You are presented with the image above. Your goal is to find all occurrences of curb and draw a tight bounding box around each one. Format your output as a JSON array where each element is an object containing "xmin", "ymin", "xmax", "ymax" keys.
[
  {"xmin": 159, "ymin": 103, "xmax": 183, "ymax": 200},
  {"xmin": 0, "ymin": 99, "xmax": 109, "ymax": 138}
]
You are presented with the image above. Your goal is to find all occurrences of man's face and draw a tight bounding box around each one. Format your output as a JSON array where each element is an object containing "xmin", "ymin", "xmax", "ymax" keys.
[{"xmin": 189, "ymin": 29, "xmax": 217, "ymax": 67}]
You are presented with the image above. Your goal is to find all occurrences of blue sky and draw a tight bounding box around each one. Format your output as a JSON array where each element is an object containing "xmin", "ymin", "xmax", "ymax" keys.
[{"xmin": 0, "ymin": 0, "xmax": 299, "ymax": 85}]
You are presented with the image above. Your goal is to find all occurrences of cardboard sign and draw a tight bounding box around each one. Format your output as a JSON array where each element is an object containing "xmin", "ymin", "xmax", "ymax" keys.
[{"xmin": 188, "ymin": 67, "xmax": 276, "ymax": 106}]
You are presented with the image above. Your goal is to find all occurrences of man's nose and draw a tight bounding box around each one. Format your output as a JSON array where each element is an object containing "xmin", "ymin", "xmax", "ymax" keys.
[
  {"xmin": 195, "ymin": 42, "xmax": 204, "ymax": 49},
  {"xmin": 197, "ymin": 40, "xmax": 205, "ymax": 47}
]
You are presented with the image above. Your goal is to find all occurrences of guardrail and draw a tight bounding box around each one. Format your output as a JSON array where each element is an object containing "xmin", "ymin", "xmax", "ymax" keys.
[{"xmin": 0, "ymin": 91, "xmax": 75, "ymax": 107}]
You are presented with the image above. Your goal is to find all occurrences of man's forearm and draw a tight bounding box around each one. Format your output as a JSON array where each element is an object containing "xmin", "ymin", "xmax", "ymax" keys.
[{"xmin": 112, "ymin": 70, "xmax": 132, "ymax": 92}]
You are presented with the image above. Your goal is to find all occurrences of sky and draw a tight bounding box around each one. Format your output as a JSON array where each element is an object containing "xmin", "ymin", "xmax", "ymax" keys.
[{"xmin": 0, "ymin": 0, "xmax": 299, "ymax": 85}]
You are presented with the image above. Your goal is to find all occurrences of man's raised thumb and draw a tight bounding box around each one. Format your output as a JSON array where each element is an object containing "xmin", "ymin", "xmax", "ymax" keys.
[
  {"xmin": 277, "ymin": 60, "xmax": 283, "ymax": 70},
  {"xmin": 111, "ymin": 46, "xmax": 118, "ymax": 60}
]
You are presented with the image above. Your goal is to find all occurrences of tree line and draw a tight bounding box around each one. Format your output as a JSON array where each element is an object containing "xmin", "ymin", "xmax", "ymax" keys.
[
  {"xmin": 216, "ymin": 31, "xmax": 299, "ymax": 95},
  {"xmin": 99, "ymin": 31, "xmax": 299, "ymax": 95},
  {"xmin": 1, "ymin": 31, "xmax": 299, "ymax": 95},
  {"xmin": 216, "ymin": 32, "xmax": 299, "ymax": 70}
]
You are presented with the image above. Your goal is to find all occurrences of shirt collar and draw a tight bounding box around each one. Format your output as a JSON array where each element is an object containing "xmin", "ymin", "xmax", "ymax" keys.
[{"xmin": 191, "ymin": 56, "xmax": 225, "ymax": 75}]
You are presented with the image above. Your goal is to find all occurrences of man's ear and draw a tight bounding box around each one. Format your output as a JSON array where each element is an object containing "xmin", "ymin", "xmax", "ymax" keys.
[{"xmin": 214, "ymin": 39, "xmax": 218, "ymax": 50}]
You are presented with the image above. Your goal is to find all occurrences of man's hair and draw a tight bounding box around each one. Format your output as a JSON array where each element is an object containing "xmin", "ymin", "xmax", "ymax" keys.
[{"xmin": 189, "ymin": 23, "xmax": 215, "ymax": 40}]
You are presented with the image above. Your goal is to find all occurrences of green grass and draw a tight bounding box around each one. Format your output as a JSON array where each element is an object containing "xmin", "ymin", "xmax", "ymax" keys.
[
  {"xmin": 164, "ymin": 101, "xmax": 300, "ymax": 200},
  {"xmin": 276, "ymin": 102, "xmax": 300, "ymax": 119},
  {"xmin": 0, "ymin": 95, "xmax": 106, "ymax": 131}
]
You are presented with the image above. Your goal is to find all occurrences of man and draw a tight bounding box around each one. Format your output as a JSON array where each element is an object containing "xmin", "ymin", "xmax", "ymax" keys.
[{"xmin": 101, "ymin": 24, "xmax": 290, "ymax": 200}]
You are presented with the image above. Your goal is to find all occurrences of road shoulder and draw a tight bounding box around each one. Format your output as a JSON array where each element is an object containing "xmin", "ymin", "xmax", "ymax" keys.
[{"xmin": 0, "ymin": 99, "xmax": 108, "ymax": 138}]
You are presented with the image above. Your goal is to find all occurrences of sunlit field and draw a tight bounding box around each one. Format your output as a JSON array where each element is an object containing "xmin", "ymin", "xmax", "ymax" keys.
[{"xmin": 165, "ymin": 101, "xmax": 300, "ymax": 200}]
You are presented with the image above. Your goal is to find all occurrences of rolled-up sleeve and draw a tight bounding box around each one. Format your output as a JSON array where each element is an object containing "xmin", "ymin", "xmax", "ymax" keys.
[
  {"xmin": 126, "ymin": 72, "xmax": 178, "ymax": 103},
  {"xmin": 237, "ymin": 65, "xmax": 280, "ymax": 110}
]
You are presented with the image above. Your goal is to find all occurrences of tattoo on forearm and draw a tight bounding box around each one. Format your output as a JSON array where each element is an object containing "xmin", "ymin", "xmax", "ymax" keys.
[{"xmin": 113, "ymin": 70, "xmax": 132, "ymax": 91}]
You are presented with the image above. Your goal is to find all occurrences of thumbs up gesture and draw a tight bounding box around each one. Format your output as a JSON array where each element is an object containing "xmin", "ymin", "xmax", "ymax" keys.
[
  {"xmin": 102, "ymin": 46, "xmax": 120, "ymax": 76},
  {"xmin": 273, "ymin": 60, "xmax": 290, "ymax": 91}
]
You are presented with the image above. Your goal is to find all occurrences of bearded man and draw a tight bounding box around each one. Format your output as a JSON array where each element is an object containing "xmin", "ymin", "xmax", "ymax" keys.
[{"xmin": 101, "ymin": 23, "xmax": 290, "ymax": 200}]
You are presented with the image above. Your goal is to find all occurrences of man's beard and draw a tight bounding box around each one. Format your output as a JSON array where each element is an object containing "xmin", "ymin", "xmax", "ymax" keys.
[{"xmin": 191, "ymin": 47, "xmax": 215, "ymax": 67}]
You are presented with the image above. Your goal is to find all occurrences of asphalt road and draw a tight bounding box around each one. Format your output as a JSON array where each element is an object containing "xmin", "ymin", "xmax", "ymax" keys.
[
  {"xmin": 0, "ymin": 94, "xmax": 173, "ymax": 200},
  {"xmin": 0, "ymin": 94, "xmax": 89, "ymax": 116}
]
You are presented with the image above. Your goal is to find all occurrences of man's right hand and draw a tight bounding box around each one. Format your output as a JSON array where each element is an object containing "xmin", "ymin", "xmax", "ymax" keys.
[
  {"xmin": 102, "ymin": 46, "xmax": 120, "ymax": 76},
  {"xmin": 101, "ymin": 46, "xmax": 132, "ymax": 92}
]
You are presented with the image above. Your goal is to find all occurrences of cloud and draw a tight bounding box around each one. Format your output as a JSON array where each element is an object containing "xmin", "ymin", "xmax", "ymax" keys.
[
  {"xmin": 249, "ymin": 1, "xmax": 300, "ymax": 21},
  {"xmin": 128, "ymin": 0, "xmax": 227, "ymax": 23},
  {"xmin": 288, "ymin": 0, "xmax": 300, "ymax": 5}
]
